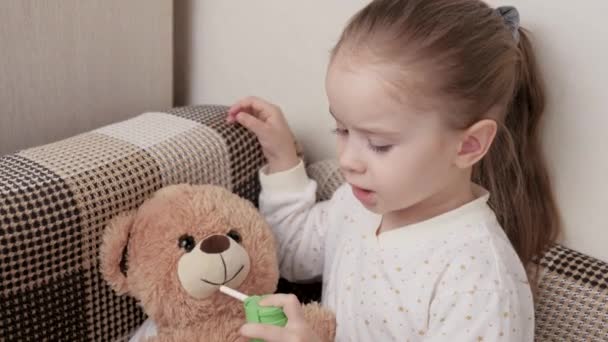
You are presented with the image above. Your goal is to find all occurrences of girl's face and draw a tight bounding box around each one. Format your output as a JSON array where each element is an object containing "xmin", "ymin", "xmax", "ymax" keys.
[{"xmin": 325, "ymin": 57, "xmax": 470, "ymax": 222}]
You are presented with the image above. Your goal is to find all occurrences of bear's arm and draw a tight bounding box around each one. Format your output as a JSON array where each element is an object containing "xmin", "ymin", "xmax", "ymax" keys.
[{"xmin": 302, "ymin": 302, "xmax": 337, "ymax": 342}]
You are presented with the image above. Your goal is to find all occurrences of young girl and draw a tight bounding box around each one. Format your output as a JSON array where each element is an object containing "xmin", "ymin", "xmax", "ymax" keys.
[{"xmin": 228, "ymin": 0, "xmax": 560, "ymax": 341}]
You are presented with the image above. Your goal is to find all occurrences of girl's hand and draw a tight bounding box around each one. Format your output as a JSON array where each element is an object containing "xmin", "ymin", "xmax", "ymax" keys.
[
  {"xmin": 239, "ymin": 294, "xmax": 321, "ymax": 342},
  {"xmin": 227, "ymin": 96, "xmax": 300, "ymax": 174}
]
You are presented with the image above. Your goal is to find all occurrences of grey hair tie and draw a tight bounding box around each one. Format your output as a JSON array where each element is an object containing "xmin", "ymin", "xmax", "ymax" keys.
[{"xmin": 496, "ymin": 6, "xmax": 520, "ymax": 43}]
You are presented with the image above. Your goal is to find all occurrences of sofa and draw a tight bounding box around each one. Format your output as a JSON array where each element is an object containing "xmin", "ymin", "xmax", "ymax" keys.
[{"xmin": 1, "ymin": 105, "xmax": 606, "ymax": 341}]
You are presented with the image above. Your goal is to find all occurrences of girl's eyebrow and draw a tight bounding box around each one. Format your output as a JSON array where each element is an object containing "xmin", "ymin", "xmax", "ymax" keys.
[{"xmin": 329, "ymin": 108, "xmax": 403, "ymax": 137}]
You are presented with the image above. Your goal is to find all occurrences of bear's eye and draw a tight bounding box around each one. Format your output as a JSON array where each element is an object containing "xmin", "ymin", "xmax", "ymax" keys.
[
  {"xmin": 178, "ymin": 234, "xmax": 196, "ymax": 252},
  {"xmin": 227, "ymin": 229, "xmax": 242, "ymax": 243}
]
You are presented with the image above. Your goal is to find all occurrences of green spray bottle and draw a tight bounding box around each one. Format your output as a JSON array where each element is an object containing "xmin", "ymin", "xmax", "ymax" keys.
[{"xmin": 219, "ymin": 286, "xmax": 288, "ymax": 342}]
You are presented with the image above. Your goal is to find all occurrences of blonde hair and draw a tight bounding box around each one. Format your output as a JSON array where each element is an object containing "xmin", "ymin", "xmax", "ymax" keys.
[{"xmin": 332, "ymin": 0, "xmax": 560, "ymax": 287}]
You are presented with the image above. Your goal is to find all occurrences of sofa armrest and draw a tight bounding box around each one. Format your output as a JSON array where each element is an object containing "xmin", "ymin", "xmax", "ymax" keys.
[{"xmin": 0, "ymin": 105, "xmax": 265, "ymax": 341}]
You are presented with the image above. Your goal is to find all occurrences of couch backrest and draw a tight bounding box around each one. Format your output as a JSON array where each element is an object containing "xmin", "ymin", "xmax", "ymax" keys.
[{"xmin": 0, "ymin": 105, "xmax": 264, "ymax": 341}]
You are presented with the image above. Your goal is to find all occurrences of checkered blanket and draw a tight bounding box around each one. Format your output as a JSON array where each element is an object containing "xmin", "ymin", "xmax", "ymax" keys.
[
  {"xmin": 0, "ymin": 106, "xmax": 265, "ymax": 341},
  {"xmin": 1, "ymin": 106, "xmax": 607, "ymax": 341}
]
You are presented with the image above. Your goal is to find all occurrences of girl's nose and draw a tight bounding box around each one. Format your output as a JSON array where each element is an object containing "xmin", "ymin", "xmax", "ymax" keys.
[{"xmin": 339, "ymin": 143, "xmax": 366, "ymax": 175}]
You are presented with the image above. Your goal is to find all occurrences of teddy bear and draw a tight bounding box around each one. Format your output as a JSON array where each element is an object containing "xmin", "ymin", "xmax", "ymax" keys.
[{"xmin": 99, "ymin": 184, "xmax": 336, "ymax": 341}]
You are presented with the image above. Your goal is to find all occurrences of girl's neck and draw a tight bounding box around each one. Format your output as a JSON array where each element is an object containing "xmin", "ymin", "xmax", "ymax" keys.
[{"xmin": 378, "ymin": 180, "xmax": 476, "ymax": 234}]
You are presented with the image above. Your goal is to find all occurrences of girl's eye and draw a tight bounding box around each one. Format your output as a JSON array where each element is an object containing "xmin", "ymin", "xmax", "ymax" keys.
[
  {"xmin": 368, "ymin": 142, "xmax": 393, "ymax": 153},
  {"xmin": 178, "ymin": 234, "xmax": 196, "ymax": 252},
  {"xmin": 331, "ymin": 127, "xmax": 348, "ymax": 136}
]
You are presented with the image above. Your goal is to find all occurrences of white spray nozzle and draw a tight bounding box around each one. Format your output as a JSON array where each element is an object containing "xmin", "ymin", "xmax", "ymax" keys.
[{"xmin": 219, "ymin": 285, "xmax": 248, "ymax": 302}]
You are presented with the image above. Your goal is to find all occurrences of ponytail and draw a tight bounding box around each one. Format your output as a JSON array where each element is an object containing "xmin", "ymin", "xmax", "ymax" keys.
[{"xmin": 473, "ymin": 29, "xmax": 561, "ymax": 284}]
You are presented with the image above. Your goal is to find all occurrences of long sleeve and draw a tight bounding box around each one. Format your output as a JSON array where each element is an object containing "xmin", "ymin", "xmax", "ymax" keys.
[
  {"xmin": 425, "ymin": 290, "xmax": 533, "ymax": 341},
  {"xmin": 258, "ymin": 160, "xmax": 335, "ymax": 282}
]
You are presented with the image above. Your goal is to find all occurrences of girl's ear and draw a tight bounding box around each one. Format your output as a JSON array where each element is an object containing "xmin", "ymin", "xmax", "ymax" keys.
[
  {"xmin": 454, "ymin": 119, "xmax": 498, "ymax": 168},
  {"xmin": 99, "ymin": 210, "xmax": 136, "ymax": 295}
]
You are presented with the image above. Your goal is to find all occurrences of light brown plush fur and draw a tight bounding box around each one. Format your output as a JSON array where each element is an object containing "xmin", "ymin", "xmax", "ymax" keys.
[{"xmin": 99, "ymin": 184, "xmax": 336, "ymax": 342}]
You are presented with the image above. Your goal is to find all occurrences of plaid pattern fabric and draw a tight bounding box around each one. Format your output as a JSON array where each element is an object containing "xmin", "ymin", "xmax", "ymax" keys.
[
  {"xmin": 535, "ymin": 245, "xmax": 608, "ymax": 341},
  {"xmin": 0, "ymin": 105, "xmax": 265, "ymax": 341},
  {"xmin": 302, "ymin": 159, "xmax": 608, "ymax": 341}
]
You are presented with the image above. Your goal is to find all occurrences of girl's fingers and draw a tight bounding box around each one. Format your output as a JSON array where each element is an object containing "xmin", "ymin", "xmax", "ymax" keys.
[
  {"xmin": 227, "ymin": 96, "xmax": 275, "ymax": 122},
  {"xmin": 234, "ymin": 112, "xmax": 266, "ymax": 136},
  {"xmin": 239, "ymin": 323, "xmax": 289, "ymax": 342},
  {"xmin": 258, "ymin": 294, "xmax": 305, "ymax": 322}
]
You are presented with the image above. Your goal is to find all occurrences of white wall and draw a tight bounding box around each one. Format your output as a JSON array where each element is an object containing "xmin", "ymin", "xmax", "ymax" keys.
[
  {"xmin": 174, "ymin": 0, "xmax": 368, "ymax": 160},
  {"xmin": 175, "ymin": 1, "xmax": 608, "ymax": 262}
]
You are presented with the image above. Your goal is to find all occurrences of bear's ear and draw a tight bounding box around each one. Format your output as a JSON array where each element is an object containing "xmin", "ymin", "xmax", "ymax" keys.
[{"xmin": 99, "ymin": 210, "xmax": 136, "ymax": 295}]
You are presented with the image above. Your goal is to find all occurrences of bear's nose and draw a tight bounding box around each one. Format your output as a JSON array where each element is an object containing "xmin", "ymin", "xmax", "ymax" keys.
[{"xmin": 200, "ymin": 234, "xmax": 230, "ymax": 254}]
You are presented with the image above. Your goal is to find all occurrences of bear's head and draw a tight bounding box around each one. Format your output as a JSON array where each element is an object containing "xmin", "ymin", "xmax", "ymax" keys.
[{"xmin": 100, "ymin": 184, "xmax": 279, "ymax": 328}]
